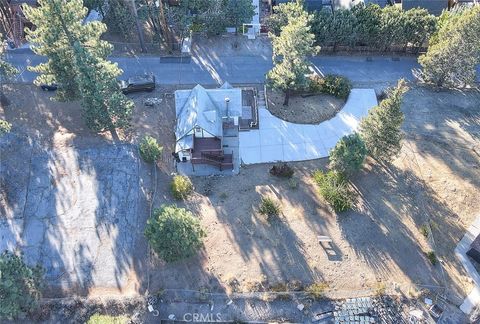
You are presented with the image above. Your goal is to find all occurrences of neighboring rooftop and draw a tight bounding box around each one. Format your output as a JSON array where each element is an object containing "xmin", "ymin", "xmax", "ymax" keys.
[
  {"xmin": 9, "ymin": 0, "xmax": 37, "ymax": 5},
  {"xmin": 401, "ymin": 0, "xmax": 448, "ymax": 15}
]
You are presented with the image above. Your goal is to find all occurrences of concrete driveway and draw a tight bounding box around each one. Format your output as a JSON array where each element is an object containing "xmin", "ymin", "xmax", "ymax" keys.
[{"xmin": 239, "ymin": 89, "xmax": 378, "ymax": 164}]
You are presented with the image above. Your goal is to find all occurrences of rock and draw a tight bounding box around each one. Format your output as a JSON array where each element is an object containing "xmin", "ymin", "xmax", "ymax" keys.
[{"xmin": 297, "ymin": 304, "xmax": 305, "ymax": 311}]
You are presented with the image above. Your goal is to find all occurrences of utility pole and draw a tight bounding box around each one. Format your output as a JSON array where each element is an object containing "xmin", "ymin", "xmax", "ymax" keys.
[{"xmin": 129, "ymin": 0, "xmax": 147, "ymax": 53}]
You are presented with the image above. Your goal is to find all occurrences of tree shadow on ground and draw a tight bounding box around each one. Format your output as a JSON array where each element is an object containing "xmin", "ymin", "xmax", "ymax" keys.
[
  {"xmin": 0, "ymin": 84, "xmax": 152, "ymax": 297},
  {"xmin": 164, "ymin": 161, "xmax": 337, "ymax": 291}
]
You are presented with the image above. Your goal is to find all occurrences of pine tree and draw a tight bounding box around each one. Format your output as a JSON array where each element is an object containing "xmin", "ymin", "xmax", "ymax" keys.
[
  {"xmin": 0, "ymin": 34, "xmax": 17, "ymax": 79},
  {"xmin": 266, "ymin": 0, "xmax": 307, "ymax": 36},
  {"xmin": 24, "ymin": 0, "xmax": 133, "ymax": 131},
  {"xmin": 72, "ymin": 43, "xmax": 134, "ymax": 131},
  {"xmin": 359, "ymin": 79, "xmax": 408, "ymax": 162},
  {"xmin": 1, "ymin": 33, "xmax": 18, "ymax": 110},
  {"xmin": 267, "ymin": 12, "xmax": 317, "ymax": 106},
  {"xmin": 23, "ymin": 0, "xmax": 113, "ymax": 101},
  {"xmin": 417, "ymin": 6, "xmax": 480, "ymax": 87},
  {"xmin": 225, "ymin": 0, "xmax": 256, "ymax": 32}
]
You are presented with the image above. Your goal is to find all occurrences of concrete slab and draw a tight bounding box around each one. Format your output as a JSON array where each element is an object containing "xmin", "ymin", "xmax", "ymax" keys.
[
  {"xmin": 239, "ymin": 130, "xmax": 261, "ymax": 147},
  {"xmin": 455, "ymin": 215, "xmax": 480, "ymax": 314},
  {"xmin": 259, "ymin": 128, "xmax": 283, "ymax": 146},
  {"xmin": 260, "ymin": 144, "xmax": 284, "ymax": 162},
  {"xmin": 239, "ymin": 89, "xmax": 377, "ymax": 164},
  {"xmin": 239, "ymin": 146, "xmax": 262, "ymax": 164},
  {"xmin": 0, "ymin": 142, "xmax": 142, "ymax": 294}
]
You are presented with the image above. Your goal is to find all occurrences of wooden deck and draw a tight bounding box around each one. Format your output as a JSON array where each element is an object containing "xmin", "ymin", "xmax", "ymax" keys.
[{"xmin": 191, "ymin": 137, "xmax": 233, "ymax": 170}]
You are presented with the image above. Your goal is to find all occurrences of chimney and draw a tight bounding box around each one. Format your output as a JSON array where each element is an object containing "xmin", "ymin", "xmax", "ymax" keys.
[{"xmin": 225, "ymin": 97, "xmax": 230, "ymax": 119}]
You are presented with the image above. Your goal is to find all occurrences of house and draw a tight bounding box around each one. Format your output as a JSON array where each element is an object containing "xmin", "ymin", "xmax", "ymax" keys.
[
  {"xmin": 402, "ymin": 0, "xmax": 477, "ymax": 16},
  {"xmin": 401, "ymin": 0, "xmax": 448, "ymax": 15},
  {"xmin": 272, "ymin": 0, "xmax": 390, "ymax": 12},
  {"xmin": 174, "ymin": 83, "xmax": 249, "ymax": 174},
  {"xmin": 1, "ymin": 0, "xmax": 37, "ymax": 48},
  {"xmin": 273, "ymin": 0, "xmax": 476, "ymax": 15}
]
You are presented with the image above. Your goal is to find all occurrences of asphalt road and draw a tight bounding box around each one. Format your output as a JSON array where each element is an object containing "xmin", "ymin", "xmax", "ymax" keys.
[
  {"xmin": 6, "ymin": 51, "xmax": 424, "ymax": 85},
  {"xmin": 5, "ymin": 51, "xmax": 480, "ymax": 85}
]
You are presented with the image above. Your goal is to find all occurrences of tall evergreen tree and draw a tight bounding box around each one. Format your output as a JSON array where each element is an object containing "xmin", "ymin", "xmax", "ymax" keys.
[
  {"xmin": 266, "ymin": 0, "xmax": 307, "ymax": 36},
  {"xmin": 267, "ymin": 12, "xmax": 317, "ymax": 106},
  {"xmin": 225, "ymin": 0, "xmax": 256, "ymax": 32},
  {"xmin": 24, "ymin": 0, "xmax": 134, "ymax": 131},
  {"xmin": 359, "ymin": 79, "xmax": 408, "ymax": 162},
  {"xmin": 0, "ymin": 34, "xmax": 17, "ymax": 79},
  {"xmin": 24, "ymin": 0, "xmax": 112, "ymax": 101},
  {"xmin": 72, "ymin": 43, "xmax": 134, "ymax": 131},
  {"xmin": 417, "ymin": 6, "xmax": 480, "ymax": 87},
  {"xmin": 1, "ymin": 33, "xmax": 18, "ymax": 112}
]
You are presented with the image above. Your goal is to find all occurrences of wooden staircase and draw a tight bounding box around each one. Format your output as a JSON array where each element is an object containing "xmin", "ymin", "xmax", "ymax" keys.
[
  {"xmin": 191, "ymin": 151, "xmax": 233, "ymax": 171},
  {"xmin": 257, "ymin": 89, "xmax": 267, "ymax": 108}
]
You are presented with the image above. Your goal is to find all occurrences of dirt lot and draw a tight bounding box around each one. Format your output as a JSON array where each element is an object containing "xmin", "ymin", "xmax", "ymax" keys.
[
  {"xmin": 149, "ymin": 86, "xmax": 480, "ymax": 304},
  {"xmin": 0, "ymin": 84, "xmax": 178, "ymax": 297},
  {"xmin": 267, "ymin": 88, "xmax": 345, "ymax": 124},
  {"xmin": 1, "ymin": 84, "xmax": 479, "ymax": 307}
]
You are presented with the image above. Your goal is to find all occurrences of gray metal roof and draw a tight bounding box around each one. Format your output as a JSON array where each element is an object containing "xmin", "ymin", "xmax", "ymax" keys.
[
  {"xmin": 175, "ymin": 85, "xmax": 223, "ymax": 143},
  {"xmin": 9, "ymin": 0, "xmax": 37, "ymax": 5},
  {"xmin": 402, "ymin": 0, "xmax": 448, "ymax": 15},
  {"xmin": 175, "ymin": 83, "xmax": 242, "ymax": 151},
  {"xmin": 276, "ymin": 0, "xmax": 390, "ymax": 10}
]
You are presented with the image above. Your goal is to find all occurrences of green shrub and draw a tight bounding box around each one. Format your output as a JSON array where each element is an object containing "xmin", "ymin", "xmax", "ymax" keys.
[
  {"xmin": 269, "ymin": 163, "xmax": 294, "ymax": 178},
  {"xmin": 0, "ymin": 119, "xmax": 12, "ymax": 137},
  {"xmin": 145, "ymin": 205, "xmax": 206, "ymax": 262},
  {"xmin": 322, "ymin": 75, "xmax": 352, "ymax": 99},
  {"xmin": 313, "ymin": 170, "xmax": 354, "ymax": 212},
  {"xmin": 305, "ymin": 282, "xmax": 329, "ymax": 300},
  {"xmin": 288, "ymin": 178, "xmax": 298, "ymax": 189},
  {"xmin": 420, "ymin": 224, "xmax": 429, "ymax": 238},
  {"xmin": 0, "ymin": 251, "xmax": 43, "ymax": 320},
  {"xmin": 139, "ymin": 135, "xmax": 163, "ymax": 163},
  {"xmin": 426, "ymin": 251, "xmax": 437, "ymax": 265},
  {"xmin": 87, "ymin": 314, "xmax": 129, "ymax": 324},
  {"xmin": 259, "ymin": 197, "xmax": 281, "ymax": 221},
  {"xmin": 308, "ymin": 74, "xmax": 326, "ymax": 93},
  {"xmin": 329, "ymin": 133, "xmax": 367, "ymax": 175},
  {"xmin": 171, "ymin": 175, "xmax": 193, "ymax": 200}
]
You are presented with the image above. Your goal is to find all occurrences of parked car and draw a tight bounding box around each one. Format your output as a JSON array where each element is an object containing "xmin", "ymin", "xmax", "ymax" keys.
[
  {"xmin": 119, "ymin": 75, "xmax": 155, "ymax": 94},
  {"xmin": 40, "ymin": 83, "xmax": 58, "ymax": 91}
]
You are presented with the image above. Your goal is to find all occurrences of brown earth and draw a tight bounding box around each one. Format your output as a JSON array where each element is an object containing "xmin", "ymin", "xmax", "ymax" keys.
[
  {"xmin": 266, "ymin": 87, "xmax": 345, "ymax": 124},
  {"xmin": 1, "ymin": 84, "xmax": 479, "ymax": 305}
]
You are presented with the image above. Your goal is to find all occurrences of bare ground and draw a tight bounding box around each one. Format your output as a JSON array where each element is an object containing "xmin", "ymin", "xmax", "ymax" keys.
[
  {"xmin": 149, "ymin": 86, "xmax": 480, "ymax": 304},
  {"xmin": 266, "ymin": 88, "xmax": 345, "ymax": 124},
  {"xmin": 1, "ymin": 84, "xmax": 479, "ymax": 308}
]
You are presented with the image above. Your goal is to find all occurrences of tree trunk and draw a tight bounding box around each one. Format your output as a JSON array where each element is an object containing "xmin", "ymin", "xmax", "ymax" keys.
[
  {"xmin": 129, "ymin": 0, "xmax": 146, "ymax": 53},
  {"xmin": 158, "ymin": 0, "xmax": 173, "ymax": 52},
  {"xmin": 0, "ymin": 2, "xmax": 14, "ymax": 37},
  {"xmin": 283, "ymin": 89, "xmax": 290, "ymax": 106},
  {"xmin": 0, "ymin": 82, "xmax": 7, "ymax": 108}
]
